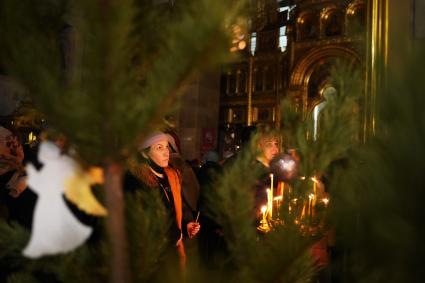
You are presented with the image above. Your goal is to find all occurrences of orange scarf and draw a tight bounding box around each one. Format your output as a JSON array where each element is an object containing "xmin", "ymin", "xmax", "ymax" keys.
[
  {"xmin": 130, "ymin": 164, "xmax": 186, "ymax": 269},
  {"xmin": 164, "ymin": 167, "xmax": 182, "ymax": 231},
  {"xmin": 164, "ymin": 167, "xmax": 186, "ymax": 270}
]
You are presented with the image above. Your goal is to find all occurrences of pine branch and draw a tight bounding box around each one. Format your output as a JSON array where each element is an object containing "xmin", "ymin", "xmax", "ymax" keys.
[
  {"xmin": 330, "ymin": 52, "xmax": 425, "ymax": 283},
  {"xmin": 125, "ymin": 190, "xmax": 169, "ymax": 282},
  {"xmin": 0, "ymin": 0, "xmax": 246, "ymax": 165},
  {"xmin": 203, "ymin": 136, "xmax": 317, "ymax": 283},
  {"xmin": 0, "ymin": 220, "xmax": 30, "ymax": 270},
  {"xmin": 6, "ymin": 272, "xmax": 40, "ymax": 283}
]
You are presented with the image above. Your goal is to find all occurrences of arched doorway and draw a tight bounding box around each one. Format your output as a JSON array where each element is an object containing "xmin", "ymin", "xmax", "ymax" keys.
[
  {"xmin": 289, "ymin": 45, "xmax": 362, "ymax": 115},
  {"xmin": 312, "ymin": 84, "xmax": 337, "ymax": 140}
]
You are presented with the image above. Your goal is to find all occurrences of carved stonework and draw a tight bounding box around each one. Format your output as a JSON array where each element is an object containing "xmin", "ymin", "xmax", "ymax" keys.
[{"xmin": 218, "ymin": 0, "xmax": 367, "ymax": 157}]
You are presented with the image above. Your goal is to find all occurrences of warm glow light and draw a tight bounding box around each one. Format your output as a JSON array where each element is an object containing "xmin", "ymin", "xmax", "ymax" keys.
[
  {"xmin": 322, "ymin": 198, "xmax": 329, "ymax": 206},
  {"xmin": 261, "ymin": 206, "xmax": 267, "ymax": 214},
  {"xmin": 309, "ymin": 194, "xmax": 314, "ymax": 200},
  {"xmin": 28, "ymin": 131, "xmax": 37, "ymax": 143},
  {"xmin": 89, "ymin": 167, "xmax": 104, "ymax": 184},
  {"xmin": 229, "ymin": 21, "xmax": 247, "ymax": 52},
  {"xmin": 238, "ymin": 40, "xmax": 246, "ymax": 50},
  {"xmin": 274, "ymin": 196, "xmax": 283, "ymax": 201},
  {"xmin": 311, "ymin": 176, "xmax": 319, "ymax": 184}
]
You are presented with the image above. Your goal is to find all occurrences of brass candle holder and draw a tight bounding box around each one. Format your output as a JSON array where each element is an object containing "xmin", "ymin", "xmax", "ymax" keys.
[{"xmin": 257, "ymin": 206, "xmax": 271, "ymax": 233}]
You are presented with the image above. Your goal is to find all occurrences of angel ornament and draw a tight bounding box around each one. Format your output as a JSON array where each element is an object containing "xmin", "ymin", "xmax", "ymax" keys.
[{"xmin": 23, "ymin": 141, "xmax": 93, "ymax": 258}]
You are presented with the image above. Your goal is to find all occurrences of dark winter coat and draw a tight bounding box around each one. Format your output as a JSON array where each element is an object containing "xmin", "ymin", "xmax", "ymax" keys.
[{"xmin": 124, "ymin": 163, "xmax": 187, "ymax": 268}]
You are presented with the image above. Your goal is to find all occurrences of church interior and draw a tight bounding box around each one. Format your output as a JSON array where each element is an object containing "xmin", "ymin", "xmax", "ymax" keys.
[
  {"xmin": 1, "ymin": 0, "xmax": 424, "ymax": 163},
  {"xmin": 1, "ymin": 1, "xmax": 425, "ymax": 283}
]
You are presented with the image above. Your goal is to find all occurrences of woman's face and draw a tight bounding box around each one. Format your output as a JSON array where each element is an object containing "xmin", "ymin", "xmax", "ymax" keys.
[
  {"xmin": 259, "ymin": 137, "xmax": 279, "ymax": 165},
  {"xmin": 146, "ymin": 139, "xmax": 170, "ymax": 168}
]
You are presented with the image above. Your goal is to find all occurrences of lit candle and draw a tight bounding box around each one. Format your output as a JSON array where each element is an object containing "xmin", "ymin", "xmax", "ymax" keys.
[
  {"xmin": 280, "ymin": 182, "xmax": 284, "ymax": 197},
  {"xmin": 309, "ymin": 193, "xmax": 314, "ymax": 219},
  {"xmin": 322, "ymin": 197, "xmax": 329, "ymax": 208},
  {"xmin": 273, "ymin": 196, "xmax": 282, "ymax": 202},
  {"xmin": 300, "ymin": 199, "xmax": 306, "ymax": 220},
  {"xmin": 261, "ymin": 206, "xmax": 267, "ymax": 221},
  {"xmin": 274, "ymin": 196, "xmax": 283, "ymax": 216},
  {"xmin": 311, "ymin": 176, "xmax": 318, "ymax": 207},
  {"xmin": 266, "ymin": 189, "xmax": 271, "ymax": 219},
  {"xmin": 269, "ymin": 174, "xmax": 274, "ymax": 219}
]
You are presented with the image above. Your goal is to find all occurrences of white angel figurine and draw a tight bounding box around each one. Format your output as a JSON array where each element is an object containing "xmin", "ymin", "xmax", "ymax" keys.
[{"xmin": 22, "ymin": 141, "xmax": 92, "ymax": 258}]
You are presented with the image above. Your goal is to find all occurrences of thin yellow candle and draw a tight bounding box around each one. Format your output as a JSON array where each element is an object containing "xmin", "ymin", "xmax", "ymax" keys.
[
  {"xmin": 309, "ymin": 193, "xmax": 314, "ymax": 219},
  {"xmin": 280, "ymin": 182, "xmax": 285, "ymax": 205},
  {"xmin": 261, "ymin": 205, "xmax": 267, "ymax": 221},
  {"xmin": 266, "ymin": 189, "xmax": 271, "ymax": 219},
  {"xmin": 322, "ymin": 197, "xmax": 329, "ymax": 208},
  {"xmin": 300, "ymin": 199, "xmax": 306, "ymax": 221},
  {"xmin": 274, "ymin": 196, "xmax": 282, "ymax": 210},
  {"xmin": 269, "ymin": 174, "xmax": 274, "ymax": 219},
  {"xmin": 311, "ymin": 176, "xmax": 318, "ymax": 207}
]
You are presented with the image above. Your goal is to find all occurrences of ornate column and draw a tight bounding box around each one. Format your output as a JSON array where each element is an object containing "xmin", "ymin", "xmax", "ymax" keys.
[
  {"xmin": 247, "ymin": 55, "xmax": 254, "ymax": 126},
  {"xmin": 364, "ymin": 0, "xmax": 388, "ymax": 141}
]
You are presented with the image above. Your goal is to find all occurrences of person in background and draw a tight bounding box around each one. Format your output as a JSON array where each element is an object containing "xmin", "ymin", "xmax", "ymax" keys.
[
  {"xmin": 124, "ymin": 131, "xmax": 201, "ymax": 269},
  {"xmin": 166, "ymin": 131, "xmax": 200, "ymax": 226},
  {"xmin": 0, "ymin": 125, "xmax": 32, "ymax": 227},
  {"xmin": 222, "ymin": 125, "xmax": 256, "ymax": 168},
  {"xmin": 252, "ymin": 125, "xmax": 280, "ymax": 219},
  {"xmin": 0, "ymin": 126, "xmax": 25, "ymax": 196},
  {"xmin": 196, "ymin": 150, "xmax": 225, "ymax": 268}
]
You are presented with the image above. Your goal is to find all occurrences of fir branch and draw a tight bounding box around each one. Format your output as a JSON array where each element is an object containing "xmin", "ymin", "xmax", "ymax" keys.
[
  {"xmin": 0, "ymin": 221, "xmax": 30, "ymax": 271},
  {"xmin": 250, "ymin": 226, "xmax": 317, "ymax": 283},
  {"xmin": 125, "ymin": 190, "xmax": 169, "ymax": 283},
  {"xmin": 0, "ymin": 0, "xmax": 247, "ymax": 165},
  {"xmin": 204, "ymin": 144, "xmax": 260, "ymax": 274},
  {"xmin": 282, "ymin": 61, "xmax": 361, "ymax": 178},
  {"xmin": 330, "ymin": 53, "xmax": 425, "ymax": 282},
  {"xmin": 6, "ymin": 272, "xmax": 40, "ymax": 283}
]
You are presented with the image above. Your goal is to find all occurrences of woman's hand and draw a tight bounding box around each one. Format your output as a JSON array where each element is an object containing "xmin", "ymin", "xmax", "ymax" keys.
[
  {"xmin": 6, "ymin": 173, "xmax": 27, "ymax": 198},
  {"xmin": 187, "ymin": 222, "xmax": 201, "ymax": 239}
]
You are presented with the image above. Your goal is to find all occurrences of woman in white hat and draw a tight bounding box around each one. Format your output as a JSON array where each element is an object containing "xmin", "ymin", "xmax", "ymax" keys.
[{"xmin": 124, "ymin": 131, "xmax": 200, "ymax": 269}]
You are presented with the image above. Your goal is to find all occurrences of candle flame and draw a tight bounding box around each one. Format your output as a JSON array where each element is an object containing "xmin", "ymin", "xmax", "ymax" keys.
[
  {"xmin": 261, "ymin": 206, "xmax": 267, "ymax": 213},
  {"xmin": 309, "ymin": 194, "xmax": 314, "ymax": 200}
]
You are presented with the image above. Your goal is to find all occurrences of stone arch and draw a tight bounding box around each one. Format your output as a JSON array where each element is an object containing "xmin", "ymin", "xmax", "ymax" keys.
[
  {"xmin": 289, "ymin": 45, "xmax": 362, "ymax": 112},
  {"xmin": 320, "ymin": 6, "xmax": 344, "ymax": 37},
  {"xmin": 346, "ymin": 0, "xmax": 366, "ymax": 35},
  {"xmin": 291, "ymin": 46, "xmax": 361, "ymax": 86},
  {"xmin": 296, "ymin": 10, "xmax": 319, "ymax": 41}
]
